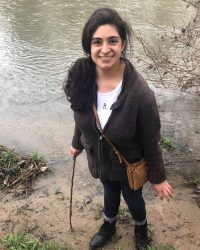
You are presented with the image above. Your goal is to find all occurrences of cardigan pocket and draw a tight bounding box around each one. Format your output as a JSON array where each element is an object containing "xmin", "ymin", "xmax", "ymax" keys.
[
  {"xmin": 84, "ymin": 144, "xmax": 94, "ymax": 169},
  {"xmin": 110, "ymin": 150, "xmax": 126, "ymax": 172}
]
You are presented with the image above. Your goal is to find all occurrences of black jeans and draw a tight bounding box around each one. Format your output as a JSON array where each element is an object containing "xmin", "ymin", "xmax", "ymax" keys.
[{"xmin": 101, "ymin": 178, "xmax": 146, "ymax": 223}]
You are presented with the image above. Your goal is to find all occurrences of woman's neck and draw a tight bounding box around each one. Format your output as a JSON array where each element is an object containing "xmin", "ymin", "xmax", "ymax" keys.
[{"xmin": 96, "ymin": 63, "xmax": 125, "ymax": 93}]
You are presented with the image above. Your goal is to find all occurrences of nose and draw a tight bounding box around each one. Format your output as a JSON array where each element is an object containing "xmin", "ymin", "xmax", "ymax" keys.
[{"xmin": 101, "ymin": 42, "xmax": 110, "ymax": 53}]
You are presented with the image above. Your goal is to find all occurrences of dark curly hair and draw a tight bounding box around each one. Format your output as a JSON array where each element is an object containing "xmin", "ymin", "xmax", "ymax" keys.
[{"xmin": 64, "ymin": 8, "xmax": 131, "ymax": 113}]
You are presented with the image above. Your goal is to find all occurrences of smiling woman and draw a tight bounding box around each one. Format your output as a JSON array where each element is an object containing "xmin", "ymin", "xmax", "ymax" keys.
[
  {"xmin": 91, "ymin": 25, "xmax": 125, "ymax": 70},
  {"xmin": 91, "ymin": 25, "xmax": 125, "ymax": 92},
  {"xmin": 64, "ymin": 8, "xmax": 173, "ymax": 250}
]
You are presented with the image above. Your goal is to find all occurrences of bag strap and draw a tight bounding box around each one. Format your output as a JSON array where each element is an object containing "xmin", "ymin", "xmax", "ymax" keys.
[{"xmin": 92, "ymin": 103, "xmax": 130, "ymax": 166}]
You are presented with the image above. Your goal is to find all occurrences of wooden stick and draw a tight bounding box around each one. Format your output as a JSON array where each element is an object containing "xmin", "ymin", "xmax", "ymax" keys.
[{"xmin": 69, "ymin": 158, "xmax": 76, "ymax": 231}]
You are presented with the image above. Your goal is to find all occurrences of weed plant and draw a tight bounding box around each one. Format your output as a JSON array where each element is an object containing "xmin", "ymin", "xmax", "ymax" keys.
[
  {"xmin": 160, "ymin": 137, "xmax": 174, "ymax": 151},
  {"xmin": 30, "ymin": 152, "xmax": 45, "ymax": 164},
  {"xmin": 0, "ymin": 150, "xmax": 18, "ymax": 166},
  {"xmin": 187, "ymin": 175, "xmax": 200, "ymax": 186},
  {"xmin": 147, "ymin": 245, "xmax": 177, "ymax": 250},
  {"xmin": 117, "ymin": 208, "xmax": 132, "ymax": 224},
  {"xmin": 0, "ymin": 234, "xmax": 72, "ymax": 250}
]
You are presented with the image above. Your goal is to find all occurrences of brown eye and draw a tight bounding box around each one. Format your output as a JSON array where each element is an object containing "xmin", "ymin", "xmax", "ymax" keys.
[
  {"xmin": 108, "ymin": 37, "xmax": 119, "ymax": 45},
  {"xmin": 91, "ymin": 38, "xmax": 102, "ymax": 46}
]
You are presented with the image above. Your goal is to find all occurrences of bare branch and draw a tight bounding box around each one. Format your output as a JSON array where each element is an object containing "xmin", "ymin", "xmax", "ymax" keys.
[{"xmin": 133, "ymin": 2, "xmax": 200, "ymax": 94}]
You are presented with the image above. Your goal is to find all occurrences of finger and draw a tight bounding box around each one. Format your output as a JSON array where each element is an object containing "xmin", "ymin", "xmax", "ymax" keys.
[
  {"xmin": 162, "ymin": 190, "xmax": 170, "ymax": 201},
  {"xmin": 165, "ymin": 186, "xmax": 173, "ymax": 197},
  {"xmin": 72, "ymin": 152, "xmax": 78, "ymax": 160},
  {"xmin": 165, "ymin": 186, "xmax": 173, "ymax": 198},
  {"xmin": 153, "ymin": 188, "xmax": 158, "ymax": 196},
  {"xmin": 157, "ymin": 191, "xmax": 164, "ymax": 200},
  {"xmin": 153, "ymin": 187, "xmax": 160, "ymax": 197},
  {"xmin": 166, "ymin": 184, "xmax": 173, "ymax": 193},
  {"xmin": 163, "ymin": 189, "xmax": 174, "ymax": 200},
  {"xmin": 70, "ymin": 149, "xmax": 75, "ymax": 159}
]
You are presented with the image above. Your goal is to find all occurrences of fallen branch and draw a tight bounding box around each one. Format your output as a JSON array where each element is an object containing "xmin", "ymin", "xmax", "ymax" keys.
[{"xmin": 0, "ymin": 145, "xmax": 48, "ymax": 196}]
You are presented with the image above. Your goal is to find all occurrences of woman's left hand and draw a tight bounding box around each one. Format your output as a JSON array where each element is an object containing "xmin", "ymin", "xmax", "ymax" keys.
[{"xmin": 152, "ymin": 180, "xmax": 173, "ymax": 201}]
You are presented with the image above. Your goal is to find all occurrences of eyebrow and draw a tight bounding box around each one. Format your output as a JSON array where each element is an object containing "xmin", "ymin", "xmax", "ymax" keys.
[{"xmin": 91, "ymin": 36, "xmax": 120, "ymax": 40}]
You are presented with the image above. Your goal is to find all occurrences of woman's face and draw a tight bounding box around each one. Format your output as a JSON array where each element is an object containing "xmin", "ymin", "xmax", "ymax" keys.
[{"xmin": 90, "ymin": 24, "xmax": 125, "ymax": 71}]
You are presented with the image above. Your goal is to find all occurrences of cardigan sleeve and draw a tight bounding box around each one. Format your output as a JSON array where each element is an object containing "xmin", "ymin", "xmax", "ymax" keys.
[
  {"xmin": 137, "ymin": 88, "xmax": 166, "ymax": 184},
  {"xmin": 71, "ymin": 124, "xmax": 84, "ymax": 150}
]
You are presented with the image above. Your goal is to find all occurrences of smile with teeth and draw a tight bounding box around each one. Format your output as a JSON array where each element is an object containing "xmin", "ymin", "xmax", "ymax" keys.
[{"xmin": 99, "ymin": 55, "xmax": 114, "ymax": 59}]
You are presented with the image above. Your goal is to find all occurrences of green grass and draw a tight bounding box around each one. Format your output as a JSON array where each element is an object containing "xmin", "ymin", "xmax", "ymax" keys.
[
  {"xmin": 30, "ymin": 152, "xmax": 45, "ymax": 164},
  {"xmin": 112, "ymin": 246, "xmax": 177, "ymax": 250},
  {"xmin": 0, "ymin": 150, "xmax": 18, "ymax": 166},
  {"xmin": 93, "ymin": 203, "xmax": 103, "ymax": 220},
  {"xmin": 187, "ymin": 175, "xmax": 200, "ymax": 186},
  {"xmin": 114, "ymin": 247, "xmax": 123, "ymax": 250},
  {"xmin": 0, "ymin": 234, "xmax": 178, "ymax": 250},
  {"xmin": 148, "ymin": 244, "xmax": 177, "ymax": 250},
  {"xmin": 93, "ymin": 205, "xmax": 132, "ymax": 224},
  {"xmin": 160, "ymin": 137, "xmax": 174, "ymax": 151},
  {"xmin": 0, "ymin": 234, "xmax": 71, "ymax": 250},
  {"xmin": 117, "ymin": 208, "xmax": 132, "ymax": 224}
]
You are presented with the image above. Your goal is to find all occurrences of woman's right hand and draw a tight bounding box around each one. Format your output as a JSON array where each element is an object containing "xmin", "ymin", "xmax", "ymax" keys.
[{"xmin": 70, "ymin": 146, "xmax": 82, "ymax": 159}]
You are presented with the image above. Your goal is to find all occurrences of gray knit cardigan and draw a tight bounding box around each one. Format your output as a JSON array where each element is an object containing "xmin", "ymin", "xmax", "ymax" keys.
[{"xmin": 71, "ymin": 59, "xmax": 166, "ymax": 184}]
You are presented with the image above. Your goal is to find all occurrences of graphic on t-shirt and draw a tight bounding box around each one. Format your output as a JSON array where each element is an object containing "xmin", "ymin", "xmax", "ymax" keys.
[{"xmin": 97, "ymin": 80, "xmax": 122, "ymax": 129}]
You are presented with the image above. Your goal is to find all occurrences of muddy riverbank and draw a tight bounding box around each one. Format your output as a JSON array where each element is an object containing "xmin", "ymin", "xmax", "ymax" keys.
[{"xmin": 1, "ymin": 150, "xmax": 200, "ymax": 250}]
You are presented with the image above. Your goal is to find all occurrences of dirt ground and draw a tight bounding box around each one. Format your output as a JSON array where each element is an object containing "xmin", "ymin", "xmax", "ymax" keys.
[{"xmin": 0, "ymin": 156, "xmax": 200, "ymax": 250}]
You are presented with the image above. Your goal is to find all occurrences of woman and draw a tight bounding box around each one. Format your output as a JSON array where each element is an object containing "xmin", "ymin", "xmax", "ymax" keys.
[{"xmin": 64, "ymin": 8, "xmax": 173, "ymax": 250}]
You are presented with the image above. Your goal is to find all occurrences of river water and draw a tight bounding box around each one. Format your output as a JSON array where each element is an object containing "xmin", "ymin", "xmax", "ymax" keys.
[
  {"xmin": 0, "ymin": 0, "xmax": 191, "ymax": 105},
  {"xmin": 0, "ymin": 0, "xmax": 194, "ymax": 195}
]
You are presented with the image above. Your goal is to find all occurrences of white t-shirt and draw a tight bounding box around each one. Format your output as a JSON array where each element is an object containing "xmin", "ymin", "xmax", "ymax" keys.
[{"xmin": 97, "ymin": 81, "xmax": 122, "ymax": 129}]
